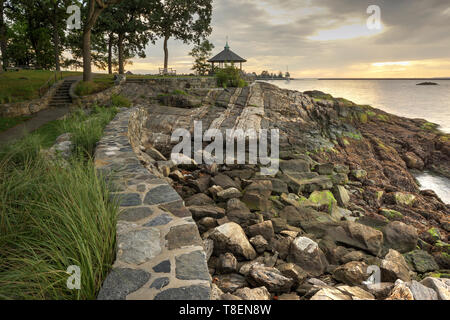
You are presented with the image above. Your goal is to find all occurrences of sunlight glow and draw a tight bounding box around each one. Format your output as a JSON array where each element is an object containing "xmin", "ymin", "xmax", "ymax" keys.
[{"xmin": 308, "ymin": 23, "xmax": 384, "ymax": 41}]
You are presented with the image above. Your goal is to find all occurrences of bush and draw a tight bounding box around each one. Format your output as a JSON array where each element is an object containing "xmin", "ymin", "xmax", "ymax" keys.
[
  {"xmin": 216, "ymin": 66, "xmax": 248, "ymax": 88},
  {"xmin": 110, "ymin": 94, "xmax": 131, "ymax": 108}
]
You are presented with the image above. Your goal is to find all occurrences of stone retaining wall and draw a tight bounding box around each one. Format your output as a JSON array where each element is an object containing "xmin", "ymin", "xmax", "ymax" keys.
[
  {"xmin": 0, "ymin": 80, "xmax": 62, "ymax": 117},
  {"xmin": 95, "ymin": 107, "xmax": 211, "ymax": 300},
  {"xmin": 70, "ymin": 82, "xmax": 123, "ymax": 108},
  {"xmin": 126, "ymin": 77, "xmax": 217, "ymax": 90}
]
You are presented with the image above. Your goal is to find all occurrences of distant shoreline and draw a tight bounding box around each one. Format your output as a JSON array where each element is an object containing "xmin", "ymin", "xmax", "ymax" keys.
[{"xmin": 316, "ymin": 78, "xmax": 450, "ymax": 81}]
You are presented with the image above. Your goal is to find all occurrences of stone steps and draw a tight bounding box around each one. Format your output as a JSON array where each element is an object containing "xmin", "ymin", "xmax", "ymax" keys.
[{"xmin": 48, "ymin": 80, "xmax": 76, "ymax": 107}]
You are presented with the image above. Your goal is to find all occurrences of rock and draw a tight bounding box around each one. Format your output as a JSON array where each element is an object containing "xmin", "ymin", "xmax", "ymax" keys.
[
  {"xmin": 218, "ymin": 253, "xmax": 238, "ymax": 274},
  {"xmin": 212, "ymin": 174, "xmax": 240, "ymax": 190},
  {"xmin": 188, "ymin": 205, "xmax": 226, "ymax": 220},
  {"xmin": 238, "ymin": 261, "xmax": 265, "ymax": 277},
  {"xmin": 380, "ymin": 249, "xmax": 411, "ymax": 282},
  {"xmin": 209, "ymin": 222, "xmax": 257, "ymax": 260},
  {"xmin": 269, "ymin": 234, "xmax": 294, "ymax": 260},
  {"xmin": 386, "ymin": 280, "xmax": 414, "ymax": 300},
  {"xmin": 215, "ymin": 273, "xmax": 248, "ymax": 293},
  {"xmin": 288, "ymin": 237, "xmax": 328, "ymax": 276},
  {"xmin": 382, "ymin": 221, "xmax": 418, "ymax": 253},
  {"xmin": 185, "ymin": 193, "xmax": 215, "ymax": 206},
  {"xmin": 198, "ymin": 217, "xmax": 218, "ymax": 233},
  {"xmin": 315, "ymin": 163, "xmax": 335, "ymax": 175},
  {"xmin": 208, "ymin": 185, "xmax": 224, "ymax": 200},
  {"xmin": 393, "ymin": 192, "xmax": 416, "ymax": 206},
  {"xmin": 280, "ymin": 159, "xmax": 310, "ymax": 174},
  {"xmin": 403, "ymin": 152, "xmax": 424, "ymax": 170},
  {"xmin": 285, "ymin": 175, "xmax": 333, "ymax": 194},
  {"xmin": 247, "ymin": 265, "xmax": 294, "ymax": 293},
  {"xmin": 407, "ymin": 280, "xmax": 438, "ymax": 300},
  {"xmin": 217, "ymin": 188, "xmax": 242, "ymax": 201},
  {"xmin": 404, "ymin": 250, "xmax": 439, "ymax": 273},
  {"xmin": 97, "ymin": 268, "xmax": 151, "ymax": 300},
  {"xmin": 203, "ymin": 239, "xmax": 214, "ymax": 260},
  {"xmin": 276, "ymin": 263, "xmax": 308, "ymax": 286},
  {"xmin": 380, "ymin": 208, "xmax": 404, "ymax": 221},
  {"xmin": 310, "ymin": 287, "xmax": 352, "ymax": 300},
  {"xmin": 278, "ymin": 293, "xmax": 300, "ymax": 300},
  {"xmin": 420, "ymin": 277, "xmax": 450, "ymax": 300},
  {"xmin": 333, "ymin": 261, "xmax": 368, "ymax": 286},
  {"xmin": 247, "ymin": 221, "xmax": 275, "ymax": 241},
  {"xmin": 351, "ymin": 169, "xmax": 367, "ymax": 181},
  {"xmin": 308, "ymin": 190, "xmax": 337, "ymax": 213},
  {"xmin": 364, "ymin": 282, "xmax": 395, "ymax": 299},
  {"xmin": 234, "ymin": 287, "xmax": 271, "ymax": 300},
  {"xmin": 220, "ymin": 293, "xmax": 243, "ymax": 300},
  {"xmin": 226, "ymin": 198, "xmax": 262, "ymax": 227},
  {"xmin": 249, "ymin": 235, "xmax": 269, "ymax": 253},
  {"xmin": 335, "ymin": 285, "xmax": 375, "ymax": 300},
  {"xmin": 242, "ymin": 191, "xmax": 272, "ymax": 212},
  {"xmin": 175, "ymin": 251, "xmax": 210, "ymax": 281},
  {"xmin": 331, "ymin": 173, "xmax": 349, "ymax": 185},
  {"xmin": 340, "ymin": 250, "xmax": 366, "ymax": 264},
  {"xmin": 211, "ymin": 283, "xmax": 224, "ymax": 300},
  {"xmin": 117, "ymin": 228, "xmax": 161, "ymax": 265},
  {"xmin": 333, "ymin": 185, "xmax": 350, "ymax": 207}
]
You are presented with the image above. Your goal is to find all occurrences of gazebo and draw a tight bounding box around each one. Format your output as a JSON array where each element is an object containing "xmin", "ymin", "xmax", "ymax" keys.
[{"xmin": 208, "ymin": 41, "xmax": 247, "ymax": 71}]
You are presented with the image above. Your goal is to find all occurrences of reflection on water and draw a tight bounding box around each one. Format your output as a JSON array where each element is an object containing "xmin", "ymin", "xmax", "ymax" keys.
[
  {"xmin": 416, "ymin": 172, "xmax": 450, "ymax": 205},
  {"xmin": 264, "ymin": 79, "xmax": 450, "ymax": 133}
]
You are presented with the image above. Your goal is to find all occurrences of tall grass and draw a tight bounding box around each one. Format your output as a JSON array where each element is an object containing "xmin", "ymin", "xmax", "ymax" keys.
[{"xmin": 0, "ymin": 106, "xmax": 120, "ymax": 300}]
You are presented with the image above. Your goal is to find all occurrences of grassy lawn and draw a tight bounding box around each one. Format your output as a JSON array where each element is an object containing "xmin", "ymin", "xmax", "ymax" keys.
[
  {"xmin": 0, "ymin": 116, "xmax": 32, "ymax": 133},
  {"xmin": 127, "ymin": 74, "xmax": 213, "ymax": 79},
  {"xmin": 0, "ymin": 104, "xmax": 122, "ymax": 300},
  {"xmin": 75, "ymin": 74, "xmax": 115, "ymax": 97},
  {"xmin": 0, "ymin": 70, "xmax": 82, "ymax": 104}
]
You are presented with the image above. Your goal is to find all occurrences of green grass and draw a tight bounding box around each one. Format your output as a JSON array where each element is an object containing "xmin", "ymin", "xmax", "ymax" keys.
[
  {"xmin": 110, "ymin": 94, "xmax": 131, "ymax": 108},
  {"xmin": 0, "ymin": 70, "xmax": 81, "ymax": 104},
  {"xmin": 74, "ymin": 75, "xmax": 115, "ymax": 97},
  {"xmin": 0, "ymin": 116, "xmax": 32, "ymax": 133},
  {"xmin": 0, "ymin": 106, "xmax": 120, "ymax": 299},
  {"xmin": 127, "ymin": 74, "xmax": 212, "ymax": 79}
]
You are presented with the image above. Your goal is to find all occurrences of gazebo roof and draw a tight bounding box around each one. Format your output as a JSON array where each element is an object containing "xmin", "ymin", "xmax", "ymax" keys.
[{"xmin": 208, "ymin": 42, "xmax": 247, "ymax": 63}]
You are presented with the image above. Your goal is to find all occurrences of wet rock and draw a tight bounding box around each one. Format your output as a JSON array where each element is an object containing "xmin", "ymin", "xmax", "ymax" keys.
[
  {"xmin": 249, "ymin": 235, "xmax": 269, "ymax": 253},
  {"xmin": 288, "ymin": 237, "xmax": 328, "ymax": 276},
  {"xmin": 247, "ymin": 265, "xmax": 294, "ymax": 293},
  {"xmin": 407, "ymin": 280, "xmax": 438, "ymax": 300},
  {"xmin": 218, "ymin": 253, "xmax": 238, "ymax": 274},
  {"xmin": 382, "ymin": 221, "xmax": 418, "ymax": 253},
  {"xmin": 380, "ymin": 249, "xmax": 411, "ymax": 282},
  {"xmin": 403, "ymin": 152, "xmax": 424, "ymax": 170},
  {"xmin": 333, "ymin": 261, "xmax": 368, "ymax": 286},
  {"xmin": 234, "ymin": 287, "xmax": 271, "ymax": 300},
  {"xmin": 209, "ymin": 222, "xmax": 257, "ymax": 260},
  {"xmin": 247, "ymin": 221, "xmax": 275, "ymax": 241},
  {"xmin": 404, "ymin": 250, "xmax": 439, "ymax": 273},
  {"xmin": 420, "ymin": 277, "xmax": 450, "ymax": 300}
]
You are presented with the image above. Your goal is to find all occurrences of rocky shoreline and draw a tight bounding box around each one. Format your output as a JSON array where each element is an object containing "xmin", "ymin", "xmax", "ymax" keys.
[{"xmin": 120, "ymin": 80, "xmax": 450, "ymax": 300}]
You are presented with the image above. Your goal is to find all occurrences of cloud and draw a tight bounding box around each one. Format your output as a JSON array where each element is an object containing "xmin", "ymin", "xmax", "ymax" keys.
[{"xmin": 128, "ymin": 0, "xmax": 450, "ymax": 77}]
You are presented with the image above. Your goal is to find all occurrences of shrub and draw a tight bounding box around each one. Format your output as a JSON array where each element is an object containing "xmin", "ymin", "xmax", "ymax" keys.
[
  {"xmin": 216, "ymin": 66, "xmax": 248, "ymax": 88},
  {"xmin": 110, "ymin": 94, "xmax": 131, "ymax": 108}
]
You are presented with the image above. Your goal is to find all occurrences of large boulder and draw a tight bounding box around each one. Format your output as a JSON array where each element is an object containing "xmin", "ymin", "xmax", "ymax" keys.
[
  {"xmin": 288, "ymin": 237, "xmax": 329, "ymax": 276},
  {"xmin": 188, "ymin": 205, "xmax": 226, "ymax": 220},
  {"xmin": 382, "ymin": 221, "xmax": 418, "ymax": 254},
  {"xmin": 209, "ymin": 222, "xmax": 257, "ymax": 260},
  {"xmin": 226, "ymin": 198, "xmax": 262, "ymax": 227},
  {"xmin": 247, "ymin": 221, "xmax": 275, "ymax": 242},
  {"xmin": 404, "ymin": 250, "xmax": 439, "ymax": 273},
  {"xmin": 406, "ymin": 280, "xmax": 438, "ymax": 300},
  {"xmin": 420, "ymin": 277, "xmax": 450, "ymax": 300},
  {"xmin": 380, "ymin": 249, "xmax": 411, "ymax": 282}
]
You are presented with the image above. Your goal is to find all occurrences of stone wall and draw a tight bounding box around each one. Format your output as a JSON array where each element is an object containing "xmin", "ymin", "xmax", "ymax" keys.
[
  {"xmin": 95, "ymin": 107, "xmax": 211, "ymax": 300},
  {"xmin": 126, "ymin": 77, "xmax": 218, "ymax": 90},
  {"xmin": 70, "ymin": 82, "xmax": 123, "ymax": 108},
  {"xmin": 0, "ymin": 80, "xmax": 62, "ymax": 117}
]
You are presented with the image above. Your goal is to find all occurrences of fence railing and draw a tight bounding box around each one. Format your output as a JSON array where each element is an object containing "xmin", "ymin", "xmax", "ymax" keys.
[{"xmin": 39, "ymin": 71, "xmax": 63, "ymax": 98}]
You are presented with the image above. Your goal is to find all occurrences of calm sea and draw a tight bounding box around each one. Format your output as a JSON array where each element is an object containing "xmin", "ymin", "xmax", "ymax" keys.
[{"xmin": 263, "ymin": 79, "xmax": 450, "ymax": 204}]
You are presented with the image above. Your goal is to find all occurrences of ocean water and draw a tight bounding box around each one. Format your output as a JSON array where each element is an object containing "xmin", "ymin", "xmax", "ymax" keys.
[{"xmin": 263, "ymin": 79, "xmax": 450, "ymax": 204}]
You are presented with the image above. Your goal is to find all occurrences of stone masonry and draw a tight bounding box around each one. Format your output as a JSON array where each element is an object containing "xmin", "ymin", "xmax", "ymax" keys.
[{"xmin": 95, "ymin": 108, "xmax": 211, "ymax": 300}]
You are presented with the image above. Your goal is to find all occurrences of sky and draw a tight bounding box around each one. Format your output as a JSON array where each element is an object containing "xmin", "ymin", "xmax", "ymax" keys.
[{"xmin": 125, "ymin": 0, "xmax": 450, "ymax": 78}]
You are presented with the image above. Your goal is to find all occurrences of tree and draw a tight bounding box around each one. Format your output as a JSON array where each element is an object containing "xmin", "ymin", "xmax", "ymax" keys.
[
  {"xmin": 82, "ymin": 0, "xmax": 122, "ymax": 82},
  {"xmin": 151, "ymin": 0, "xmax": 212, "ymax": 73},
  {"xmin": 0, "ymin": 0, "xmax": 7, "ymax": 71},
  {"xmin": 96, "ymin": 0, "xmax": 156, "ymax": 75},
  {"xmin": 189, "ymin": 39, "xmax": 213, "ymax": 75}
]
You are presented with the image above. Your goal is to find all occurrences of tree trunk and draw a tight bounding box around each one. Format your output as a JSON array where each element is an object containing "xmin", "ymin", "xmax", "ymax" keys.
[
  {"xmin": 118, "ymin": 32, "xmax": 124, "ymax": 74},
  {"xmin": 52, "ymin": 2, "xmax": 60, "ymax": 71},
  {"xmin": 0, "ymin": 0, "xmax": 6, "ymax": 71},
  {"xmin": 82, "ymin": 0, "xmax": 104, "ymax": 82},
  {"xmin": 108, "ymin": 33, "xmax": 113, "ymax": 74},
  {"xmin": 163, "ymin": 35, "xmax": 169, "ymax": 73}
]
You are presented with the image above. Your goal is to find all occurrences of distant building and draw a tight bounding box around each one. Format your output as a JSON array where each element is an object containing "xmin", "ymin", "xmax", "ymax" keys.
[{"xmin": 208, "ymin": 41, "xmax": 247, "ymax": 71}]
